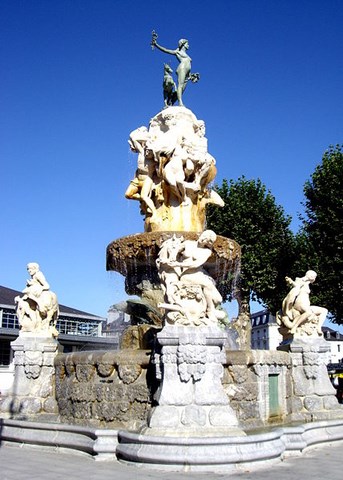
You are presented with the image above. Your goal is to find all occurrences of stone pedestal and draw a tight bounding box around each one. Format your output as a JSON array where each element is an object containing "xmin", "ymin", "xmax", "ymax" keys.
[
  {"xmin": 278, "ymin": 338, "xmax": 343, "ymax": 421},
  {"xmin": 0, "ymin": 333, "xmax": 60, "ymax": 417},
  {"xmin": 145, "ymin": 325, "xmax": 244, "ymax": 436}
]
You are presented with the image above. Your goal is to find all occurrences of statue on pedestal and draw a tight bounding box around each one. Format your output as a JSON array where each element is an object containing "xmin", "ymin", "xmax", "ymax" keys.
[
  {"xmin": 277, "ymin": 270, "xmax": 328, "ymax": 339},
  {"xmin": 157, "ymin": 231, "xmax": 226, "ymax": 326},
  {"xmin": 15, "ymin": 263, "xmax": 59, "ymax": 337},
  {"xmin": 151, "ymin": 31, "xmax": 200, "ymax": 107}
]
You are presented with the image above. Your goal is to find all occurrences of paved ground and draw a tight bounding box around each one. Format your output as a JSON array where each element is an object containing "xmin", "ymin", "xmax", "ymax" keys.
[{"xmin": 1, "ymin": 441, "xmax": 343, "ymax": 480}]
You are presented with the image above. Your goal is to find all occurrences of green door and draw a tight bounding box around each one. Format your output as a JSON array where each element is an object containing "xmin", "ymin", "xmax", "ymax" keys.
[{"xmin": 269, "ymin": 374, "xmax": 279, "ymax": 417}]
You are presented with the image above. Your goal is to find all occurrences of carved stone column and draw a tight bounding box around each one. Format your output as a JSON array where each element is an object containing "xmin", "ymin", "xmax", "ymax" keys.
[
  {"xmin": 0, "ymin": 332, "xmax": 60, "ymax": 417},
  {"xmin": 279, "ymin": 338, "xmax": 342, "ymax": 421},
  {"xmin": 145, "ymin": 325, "xmax": 244, "ymax": 436}
]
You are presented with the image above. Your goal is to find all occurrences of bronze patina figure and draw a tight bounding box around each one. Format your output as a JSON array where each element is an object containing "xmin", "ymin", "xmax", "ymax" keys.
[{"xmin": 151, "ymin": 31, "xmax": 200, "ymax": 107}]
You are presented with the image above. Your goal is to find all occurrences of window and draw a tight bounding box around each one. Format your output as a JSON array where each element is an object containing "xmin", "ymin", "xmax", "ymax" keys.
[
  {"xmin": 0, "ymin": 340, "xmax": 11, "ymax": 366},
  {"xmin": 1, "ymin": 309, "xmax": 19, "ymax": 329}
]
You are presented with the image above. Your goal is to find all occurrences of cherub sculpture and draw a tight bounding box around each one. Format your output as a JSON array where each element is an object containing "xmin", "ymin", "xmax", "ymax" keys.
[
  {"xmin": 277, "ymin": 270, "xmax": 328, "ymax": 338},
  {"xmin": 157, "ymin": 231, "xmax": 226, "ymax": 326}
]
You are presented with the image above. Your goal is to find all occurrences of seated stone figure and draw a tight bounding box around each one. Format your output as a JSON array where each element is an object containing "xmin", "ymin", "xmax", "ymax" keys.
[
  {"xmin": 157, "ymin": 231, "xmax": 225, "ymax": 326},
  {"xmin": 277, "ymin": 270, "xmax": 327, "ymax": 339},
  {"xmin": 15, "ymin": 263, "xmax": 59, "ymax": 337}
]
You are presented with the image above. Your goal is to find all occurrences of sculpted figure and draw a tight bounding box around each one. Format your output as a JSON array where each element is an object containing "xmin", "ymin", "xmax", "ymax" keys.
[
  {"xmin": 15, "ymin": 263, "xmax": 59, "ymax": 337},
  {"xmin": 157, "ymin": 231, "xmax": 225, "ymax": 326},
  {"xmin": 277, "ymin": 270, "xmax": 327, "ymax": 338},
  {"xmin": 151, "ymin": 31, "xmax": 199, "ymax": 107},
  {"xmin": 125, "ymin": 127, "xmax": 158, "ymax": 220},
  {"xmin": 125, "ymin": 109, "xmax": 223, "ymax": 232},
  {"xmin": 163, "ymin": 64, "xmax": 177, "ymax": 107}
]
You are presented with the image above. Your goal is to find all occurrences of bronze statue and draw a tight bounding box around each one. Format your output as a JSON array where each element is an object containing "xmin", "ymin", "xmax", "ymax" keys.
[{"xmin": 151, "ymin": 31, "xmax": 200, "ymax": 107}]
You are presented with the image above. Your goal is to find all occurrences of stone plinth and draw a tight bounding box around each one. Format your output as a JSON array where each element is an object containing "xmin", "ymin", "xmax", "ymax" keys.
[
  {"xmin": 0, "ymin": 333, "xmax": 60, "ymax": 417},
  {"xmin": 278, "ymin": 338, "xmax": 343, "ymax": 421},
  {"xmin": 144, "ymin": 325, "xmax": 244, "ymax": 436}
]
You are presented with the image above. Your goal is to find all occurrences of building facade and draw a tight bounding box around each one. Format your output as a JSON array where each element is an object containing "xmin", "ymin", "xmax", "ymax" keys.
[{"xmin": 250, "ymin": 309, "xmax": 282, "ymax": 350}]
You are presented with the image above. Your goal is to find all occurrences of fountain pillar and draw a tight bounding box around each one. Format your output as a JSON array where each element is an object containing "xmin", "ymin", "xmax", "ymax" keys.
[
  {"xmin": 0, "ymin": 263, "xmax": 60, "ymax": 418},
  {"xmin": 279, "ymin": 338, "xmax": 340, "ymax": 420},
  {"xmin": 0, "ymin": 333, "xmax": 60, "ymax": 417},
  {"xmin": 147, "ymin": 325, "xmax": 244, "ymax": 436}
]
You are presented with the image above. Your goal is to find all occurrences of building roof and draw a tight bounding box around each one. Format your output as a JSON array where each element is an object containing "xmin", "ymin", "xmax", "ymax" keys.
[
  {"xmin": 322, "ymin": 326, "xmax": 343, "ymax": 341},
  {"xmin": 251, "ymin": 309, "xmax": 278, "ymax": 327},
  {"xmin": 0, "ymin": 285, "xmax": 103, "ymax": 319}
]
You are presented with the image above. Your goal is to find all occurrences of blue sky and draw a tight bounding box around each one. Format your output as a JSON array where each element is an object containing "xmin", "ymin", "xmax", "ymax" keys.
[{"xmin": 1, "ymin": 1, "xmax": 342, "ymax": 323}]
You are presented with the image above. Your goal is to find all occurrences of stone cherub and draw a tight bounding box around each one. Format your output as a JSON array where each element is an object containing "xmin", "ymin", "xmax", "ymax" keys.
[
  {"xmin": 277, "ymin": 270, "xmax": 328, "ymax": 339},
  {"xmin": 151, "ymin": 30, "xmax": 200, "ymax": 107},
  {"xmin": 15, "ymin": 263, "xmax": 59, "ymax": 337},
  {"xmin": 157, "ymin": 231, "xmax": 226, "ymax": 326},
  {"xmin": 125, "ymin": 126, "xmax": 158, "ymax": 220}
]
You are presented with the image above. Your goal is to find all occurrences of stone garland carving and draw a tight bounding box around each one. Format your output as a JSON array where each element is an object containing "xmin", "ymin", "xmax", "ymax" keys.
[
  {"xmin": 23, "ymin": 351, "xmax": 43, "ymax": 379},
  {"xmin": 277, "ymin": 270, "xmax": 328, "ymax": 339},
  {"xmin": 15, "ymin": 263, "xmax": 59, "ymax": 337},
  {"xmin": 156, "ymin": 231, "xmax": 226, "ymax": 327},
  {"xmin": 177, "ymin": 343, "xmax": 207, "ymax": 382},
  {"xmin": 55, "ymin": 351, "xmax": 153, "ymax": 428},
  {"xmin": 125, "ymin": 108, "xmax": 224, "ymax": 232}
]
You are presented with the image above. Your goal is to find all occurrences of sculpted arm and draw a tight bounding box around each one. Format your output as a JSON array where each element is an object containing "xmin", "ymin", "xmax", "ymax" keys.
[
  {"xmin": 151, "ymin": 33, "xmax": 177, "ymax": 56},
  {"xmin": 154, "ymin": 42, "xmax": 177, "ymax": 56}
]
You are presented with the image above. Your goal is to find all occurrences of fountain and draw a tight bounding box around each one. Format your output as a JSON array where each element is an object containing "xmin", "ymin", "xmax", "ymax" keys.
[{"xmin": 1, "ymin": 31, "xmax": 343, "ymax": 472}]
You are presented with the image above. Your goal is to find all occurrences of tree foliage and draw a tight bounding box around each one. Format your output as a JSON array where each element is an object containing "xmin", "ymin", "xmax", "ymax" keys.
[
  {"xmin": 298, "ymin": 144, "xmax": 343, "ymax": 323},
  {"xmin": 206, "ymin": 177, "xmax": 295, "ymax": 315}
]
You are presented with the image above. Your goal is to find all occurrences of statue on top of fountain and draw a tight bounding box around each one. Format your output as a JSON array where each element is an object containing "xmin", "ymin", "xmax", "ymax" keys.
[
  {"xmin": 151, "ymin": 30, "xmax": 200, "ymax": 108},
  {"xmin": 125, "ymin": 31, "xmax": 222, "ymax": 232},
  {"xmin": 157, "ymin": 230, "xmax": 226, "ymax": 326},
  {"xmin": 125, "ymin": 108, "xmax": 224, "ymax": 232}
]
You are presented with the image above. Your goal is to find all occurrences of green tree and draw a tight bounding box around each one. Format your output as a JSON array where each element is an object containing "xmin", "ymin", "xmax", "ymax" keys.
[
  {"xmin": 207, "ymin": 177, "xmax": 295, "ymax": 316},
  {"xmin": 298, "ymin": 144, "xmax": 343, "ymax": 324}
]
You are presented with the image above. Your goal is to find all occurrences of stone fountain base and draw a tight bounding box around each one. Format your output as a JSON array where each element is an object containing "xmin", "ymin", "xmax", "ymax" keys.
[
  {"xmin": 115, "ymin": 418, "xmax": 343, "ymax": 472},
  {"xmin": 145, "ymin": 325, "xmax": 244, "ymax": 437}
]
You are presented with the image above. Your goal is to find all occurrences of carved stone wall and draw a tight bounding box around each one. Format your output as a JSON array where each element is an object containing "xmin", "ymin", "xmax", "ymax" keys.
[
  {"xmin": 223, "ymin": 350, "xmax": 291, "ymax": 429},
  {"xmin": 55, "ymin": 349, "xmax": 154, "ymax": 429},
  {"xmin": 54, "ymin": 345, "xmax": 342, "ymax": 430}
]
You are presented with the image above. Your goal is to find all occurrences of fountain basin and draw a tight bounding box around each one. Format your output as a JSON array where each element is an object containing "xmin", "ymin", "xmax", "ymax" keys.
[
  {"xmin": 106, "ymin": 232, "xmax": 241, "ymax": 296},
  {"xmin": 1, "ymin": 417, "xmax": 343, "ymax": 468}
]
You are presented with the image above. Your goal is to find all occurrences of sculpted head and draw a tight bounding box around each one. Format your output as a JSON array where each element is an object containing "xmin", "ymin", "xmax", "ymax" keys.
[
  {"xmin": 198, "ymin": 230, "xmax": 217, "ymax": 247},
  {"xmin": 178, "ymin": 38, "xmax": 189, "ymax": 49},
  {"xmin": 27, "ymin": 262, "xmax": 39, "ymax": 275},
  {"xmin": 128, "ymin": 126, "xmax": 149, "ymax": 150},
  {"xmin": 305, "ymin": 270, "xmax": 317, "ymax": 283}
]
